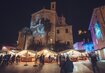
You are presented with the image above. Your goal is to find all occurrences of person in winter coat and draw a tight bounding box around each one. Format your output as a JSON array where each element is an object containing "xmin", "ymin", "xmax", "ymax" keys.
[
  {"xmin": 60, "ymin": 56, "xmax": 74, "ymax": 73},
  {"xmin": 90, "ymin": 52, "xmax": 100, "ymax": 73}
]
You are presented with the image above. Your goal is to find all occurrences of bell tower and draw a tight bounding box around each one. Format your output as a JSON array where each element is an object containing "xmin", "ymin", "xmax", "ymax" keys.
[{"xmin": 51, "ymin": 0, "xmax": 56, "ymax": 11}]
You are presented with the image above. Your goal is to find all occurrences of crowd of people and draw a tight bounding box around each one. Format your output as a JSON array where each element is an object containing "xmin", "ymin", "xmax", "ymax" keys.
[
  {"xmin": 35, "ymin": 54, "xmax": 74, "ymax": 73},
  {"xmin": 58, "ymin": 52, "xmax": 101, "ymax": 73},
  {"xmin": 0, "ymin": 51, "xmax": 101, "ymax": 73},
  {"xmin": 0, "ymin": 54, "xmax": 20, "ymax": 66},
  {"xmin": 39, "ymin": 54, "xmax": 45, "ymax": 65},
  {"xmin": 59, "ymin": 56, "xmax": 74, "ymax": 73}
]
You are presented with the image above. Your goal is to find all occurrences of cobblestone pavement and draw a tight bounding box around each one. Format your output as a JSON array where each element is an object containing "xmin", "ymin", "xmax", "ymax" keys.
[
  {"xmin": 83, "ymin": 61, "xmax": 105, "ymax": 73},
  {"xmin": 38, "ymin": 62, "xmax": 93, "ymax": 73},
  {"xmin": 0, "ymin": 61, "xmax": 104, "ymax": 73}
]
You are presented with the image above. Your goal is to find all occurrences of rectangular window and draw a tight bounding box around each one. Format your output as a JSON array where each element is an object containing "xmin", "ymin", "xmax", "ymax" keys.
[
  {"xmin": 52, "ymin": 4, "xmax": 54, "ymax": 8},
  {"xmin": 65, "ymin": 29, "xmax": 68, "ymax": 33},
  {"xmin": 57, "ymin": 30, "xmax": 60, "ymax": 34}
]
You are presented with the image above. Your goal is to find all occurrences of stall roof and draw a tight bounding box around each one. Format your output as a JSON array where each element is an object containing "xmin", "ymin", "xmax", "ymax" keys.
[
  {"xmin": 37, "ymin": 49, "xmax": 57, "ymax": 57},
  {"xmin": 59, "ymin": 49, "xmax": 86, "ymax": 57},
  {"xmin": 17, "ymin": 50, "xmax": 36, "ymax": 57}
]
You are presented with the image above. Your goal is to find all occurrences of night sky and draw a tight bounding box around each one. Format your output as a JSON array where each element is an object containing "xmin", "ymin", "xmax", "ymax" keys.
[{"xmin": 0, "ymin": 0, "xmax": 105, "ymax": 46}]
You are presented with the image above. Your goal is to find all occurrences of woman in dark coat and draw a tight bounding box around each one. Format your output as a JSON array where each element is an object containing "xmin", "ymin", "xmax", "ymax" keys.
[
  {"xmin": 90, "ymin": 52, "xmax": 100, "ymax": 73},
  {"xmin": 61, "ymin": 56, "xmax": 74, "ymax": 73}
]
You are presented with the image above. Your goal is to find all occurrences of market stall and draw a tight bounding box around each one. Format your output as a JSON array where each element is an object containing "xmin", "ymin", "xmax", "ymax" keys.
[
  {"xmin": 59, "ymin": 49, "xmax": 88, "ymax": 62},
  {"xmin": 37, "ymin": 49, "xmax": 57, "ymax": 63},
  {"xmin": 17, "ymin": 50, "xmax": 36, "ymax": 62}
]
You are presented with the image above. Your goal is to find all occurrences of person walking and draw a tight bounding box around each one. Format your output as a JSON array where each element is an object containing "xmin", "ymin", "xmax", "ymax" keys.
[
  {"xmin": 0, "ymin": 55, "xmax": 3, "ymax": 65},
  {"xmin": 48, "ymin": 55, "xmax": 51, "ymax": 63},
  {"xmin": 16, "ymin": 55, "xmax": 20, "ymax": 64},
  {"xmin": 90, "ymin": 52, "xmax": 100, "ymax": 73},
  {"xmin": 60, "ymin": 56, "xmax": 74, "ymax": 73}
]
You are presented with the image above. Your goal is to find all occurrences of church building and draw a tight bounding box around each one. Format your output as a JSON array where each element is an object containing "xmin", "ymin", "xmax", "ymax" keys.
[{"xmin": 17, "ymin": 1, "xmax": 73, "ymax": 51}]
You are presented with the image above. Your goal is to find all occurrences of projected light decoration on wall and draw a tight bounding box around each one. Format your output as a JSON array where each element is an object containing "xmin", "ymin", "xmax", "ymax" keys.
[
  {"xmin": 94, "ymin": 22, "xmax": 102, "ymax": 39},
  {"xmin": 30, "ymin": 15, "xmax": 46, "ymax": 37},
  {"xmin": 83, "ymin": 42, "xmax": 94, "ymax": 53}
]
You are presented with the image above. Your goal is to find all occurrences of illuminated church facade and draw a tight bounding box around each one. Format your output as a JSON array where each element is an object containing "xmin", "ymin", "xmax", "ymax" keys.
[
  {"xmin": 89, "ymin": 6, "xmax": 105, "ymax": 59},
  {"xmin": 17, "ymin": 1, "xmax": 73, "ymax": 50}
]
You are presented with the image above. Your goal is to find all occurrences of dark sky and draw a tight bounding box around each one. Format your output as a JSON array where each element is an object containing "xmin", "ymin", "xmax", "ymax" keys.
[{"xmin": 0, "ymin": 0, "xmax": 105, "ymax": 46}]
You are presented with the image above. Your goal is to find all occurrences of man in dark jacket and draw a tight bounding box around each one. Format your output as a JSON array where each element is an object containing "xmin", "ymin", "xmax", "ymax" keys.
[
  {"xmin": 61, "ymin": 56, "xmax": 74, "ymax": 73},
  {"xmin": 90, "ymin": 52, "xmax": 100, "ymax": 73}
]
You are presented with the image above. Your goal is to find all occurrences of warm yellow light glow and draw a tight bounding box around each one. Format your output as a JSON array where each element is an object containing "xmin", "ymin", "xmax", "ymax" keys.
[
  {"xmin": 50, "ymin": 39, "xmax": 52, "ymax": 42},
  {"xmin": 44, "ymin": 50, "xmax": 48, "ymax": 54},
  {"xmin": 2, "ymin": 46, "xmax": 7, "ymax": 49},
  {"xmin": 16, "ymin": 50, "xmax": 35, "ymax": 57},
  {"xmin": 2, "ymin": 46, "xmax": 8, "ymax": 51},
  {"xmin": 65, "ymin": 50, "xmax": 81, "ymax": 57},
  {"xmin": 78, "ymin": 30, "xmax": 82, "ymax": 35},
  {"xmin": 37, "ymin": 49, "xmax": 57, "ymax": 57}
]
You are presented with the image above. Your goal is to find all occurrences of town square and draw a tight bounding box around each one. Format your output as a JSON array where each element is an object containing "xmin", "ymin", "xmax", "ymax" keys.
[{"xmin": 0, "ymin": 0, "xmax": 105, "ymax": 73}]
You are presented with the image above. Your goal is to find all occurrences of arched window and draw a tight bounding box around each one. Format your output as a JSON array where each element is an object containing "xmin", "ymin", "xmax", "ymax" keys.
[{"xmin": 67, "ymin": 41, "xmax": 70, "ymax": 45}]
